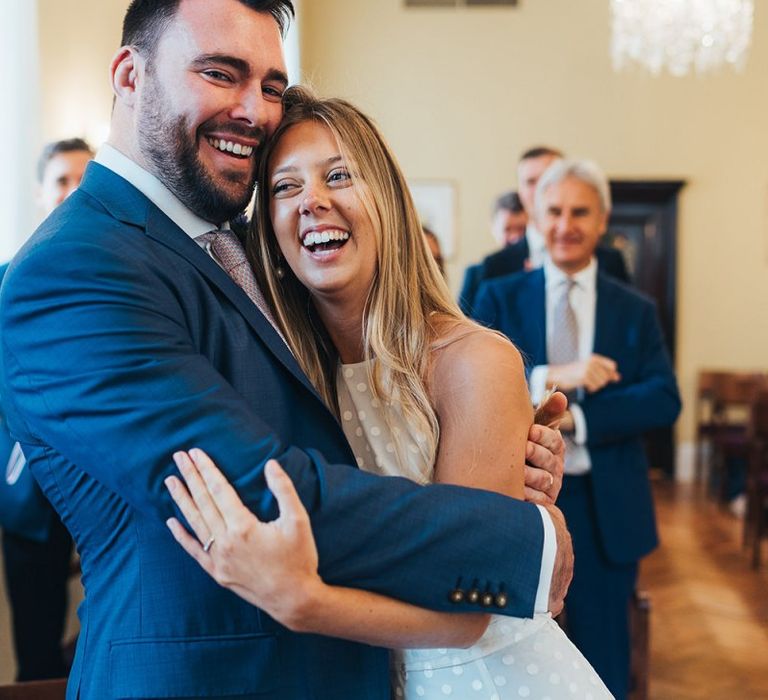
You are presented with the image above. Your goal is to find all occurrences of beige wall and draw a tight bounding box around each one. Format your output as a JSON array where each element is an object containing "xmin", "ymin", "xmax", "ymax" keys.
[
  {"xmin": 38, "ymin": 0, "xmax": 126, "ymax": 145},
  {"xmin": 35, "ymin": 0, "xmax": 768, "ymax": 454},
  {"xmin": 300, "ymin": 0, "xmax": 768, "ymax": 453}
]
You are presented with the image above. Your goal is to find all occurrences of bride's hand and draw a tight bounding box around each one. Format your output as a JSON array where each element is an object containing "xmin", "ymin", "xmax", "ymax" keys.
[{"xmin": 164, "ymin": 449, "xmax": 323, "ymax": 629}]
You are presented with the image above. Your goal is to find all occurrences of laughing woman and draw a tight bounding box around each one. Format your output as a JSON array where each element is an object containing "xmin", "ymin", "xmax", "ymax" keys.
[{"xmin": 165, "ymin": 86, "xmax": 612, "ymax": 700}]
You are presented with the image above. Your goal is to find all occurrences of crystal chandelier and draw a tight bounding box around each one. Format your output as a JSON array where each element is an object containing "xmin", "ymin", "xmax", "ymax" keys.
[{"xmin": 610, "ymin": 0, "xmax": 754, "ymax": 76}]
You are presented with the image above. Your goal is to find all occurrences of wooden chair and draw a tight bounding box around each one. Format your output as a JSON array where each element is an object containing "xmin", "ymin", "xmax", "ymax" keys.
[
  {"xmin": 694, "ymin": 370, "xmax": 766, "ymax": 501},
  {"xmin": 694, "ymin": 370, "xmax": 721, "ymax": 482},
  {"xmin": 0, "ymin": 679, "xmax": 67, "ymax": 700},
  {"xmin": 745, "ymin": 389, "xmax": 768, "ymax": 568}
]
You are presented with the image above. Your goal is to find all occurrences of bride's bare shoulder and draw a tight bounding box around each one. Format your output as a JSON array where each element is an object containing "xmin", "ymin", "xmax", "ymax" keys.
[{"xmin": 429, "ymin": 317, "xmax": 525, "ymax": 402}]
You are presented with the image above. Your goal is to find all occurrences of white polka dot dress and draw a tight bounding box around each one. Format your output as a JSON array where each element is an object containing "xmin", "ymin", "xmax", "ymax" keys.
[{"xmin": 337, "ymin": 362, "xmax": 614, "ymax": 700}]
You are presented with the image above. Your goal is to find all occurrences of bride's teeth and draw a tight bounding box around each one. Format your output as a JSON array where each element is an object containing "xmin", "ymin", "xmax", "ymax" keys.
[{"xmin": 321, "ymin": 232, "xmax": 330, "ymax": 243}]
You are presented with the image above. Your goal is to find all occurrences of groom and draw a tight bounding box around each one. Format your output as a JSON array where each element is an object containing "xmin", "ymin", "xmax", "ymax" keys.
[{"xmin": 0, "ymin": 1, "xmax": 571, "ymax": 698}]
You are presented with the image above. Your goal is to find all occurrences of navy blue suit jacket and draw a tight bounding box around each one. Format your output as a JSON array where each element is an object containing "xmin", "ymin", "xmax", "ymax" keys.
[
  {"xmin": 0, "ymin": 263, "xmax": 55, "ymax": 541},
  {"xmin": 473, "ymin": 268, "xmax": 680, "ymax": 564},
  {"xmin": 459, "ymin": 237, "xmax": 629, "ymax": 315},
  {"xmin": 0, "ymin": 164, "xmax": 547, "ymax": 699}
]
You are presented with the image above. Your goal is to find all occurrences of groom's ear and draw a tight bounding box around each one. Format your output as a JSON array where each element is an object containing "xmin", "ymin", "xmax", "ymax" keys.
[{"xmin": 110, "ymin": 46, "xmax": 144, "ymax": 107}]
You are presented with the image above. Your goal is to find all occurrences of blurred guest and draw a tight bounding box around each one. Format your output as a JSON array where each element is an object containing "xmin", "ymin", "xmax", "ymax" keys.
[
  {"xmin": 0, "ymin": 137, "xmax": 92, "ymax": 680},
  {"xmin": 474, "ymin": 159, "xmax": 681, "ymax": 699},
  {"xmin": 36, "ymin": 138, "xmax": 95, "ymax": 215},
  {"xmin": 490, "ymin": 190, "xmax": 527, "ymax": 248},
  {"xmin": 459, "ymin": 191, "xmax": 526, "ymax": 310},
  {"xmin": 459, "ymin": 146, "xmax": 629, "ymax": 314},
  {"xmin": 421, "ymin": 225, "xmax": 445, "ymax": 277}
]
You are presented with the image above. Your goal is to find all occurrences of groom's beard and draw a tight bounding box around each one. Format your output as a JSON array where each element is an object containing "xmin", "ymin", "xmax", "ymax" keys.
[{"xmin": 138, "ymin": 80, "xmax": 263, "ymax": 223}]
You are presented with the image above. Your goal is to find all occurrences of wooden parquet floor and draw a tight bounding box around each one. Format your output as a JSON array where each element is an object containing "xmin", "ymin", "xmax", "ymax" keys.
[{"xmin": 640, "ymin": 479, "xmax": 768, "ymax": 700}]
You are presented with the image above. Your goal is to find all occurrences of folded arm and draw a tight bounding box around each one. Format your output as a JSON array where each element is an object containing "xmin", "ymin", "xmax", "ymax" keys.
[{"xmin": 582, "ymin": 305, "xmax": 681, "ymax": 447}]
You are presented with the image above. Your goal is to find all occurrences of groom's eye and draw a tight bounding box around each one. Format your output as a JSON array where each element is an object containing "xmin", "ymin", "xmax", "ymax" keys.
[{"xmin": 202, "ymin": 69, "xmax": 233, "ymax": 83}]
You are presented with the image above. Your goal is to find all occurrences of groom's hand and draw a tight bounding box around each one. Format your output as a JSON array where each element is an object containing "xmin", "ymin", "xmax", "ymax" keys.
[
  {"xmin": 524, "ymin": 390, "xmax": 567, "ymax": 504},
  {"xmin": 544, "ymin": 503, "xmax": 573, "ymax": 617}
]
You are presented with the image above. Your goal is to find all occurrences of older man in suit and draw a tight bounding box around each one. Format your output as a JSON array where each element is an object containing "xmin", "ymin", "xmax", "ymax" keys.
[
  {"xmin": 0, "ymin": 1, "xmax": 573, "ymax": 698},
  {"xmin": 474, "ymin": 159, "xmax": 681, "ymax": 699},
  {"xmin": 460, "ymin": 146, "xmax": 629, "ymax": 314}
]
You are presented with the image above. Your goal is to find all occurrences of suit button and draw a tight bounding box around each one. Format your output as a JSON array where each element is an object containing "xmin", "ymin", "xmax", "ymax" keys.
[
  {"xmin": 495, "ymin": 593, "xmax": 508, "ymax": 608},
  {"xmin": 481, "ymin": 592, "xmax": 494, "ymax": 607},
  {"xmin": 467, "ymin": 589, "xmax": 480, "ymax": 604},
  {"xmin": 449, "ymin": 589, "xmax": 465, "ymax": 604}
]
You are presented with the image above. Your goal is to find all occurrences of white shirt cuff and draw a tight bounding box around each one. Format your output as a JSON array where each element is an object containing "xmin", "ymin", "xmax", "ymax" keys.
[
  {"xmin": 533, "ymin": 504, "xmax": 556, "ymax": 614},
  {"xmin": 529, "ymin": 366, "xmax": 549, "ymax": 406},
  {"xmin": 570, "ymin": 404, "xmax": 587, "ymax": 445}
]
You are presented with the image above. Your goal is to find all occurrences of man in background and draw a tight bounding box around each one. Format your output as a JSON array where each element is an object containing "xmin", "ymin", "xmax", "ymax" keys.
[
  {"xmin": 0, "ymin": 138, "xmax": 93, "ymax": 680},
  {"xmin": 459, "ymin": 190, "xmax": 526, "ymax": 312},
  {"xmin": 36, "ymin": 138, "xmax": 95, "ymax": 215},
  {"xmin": 460, "ymin": 146, "xmax": 629, "ymax": 313},
  {"xmin": 474, "ymin": 159, "xmax": 681, "ymax": 698}
]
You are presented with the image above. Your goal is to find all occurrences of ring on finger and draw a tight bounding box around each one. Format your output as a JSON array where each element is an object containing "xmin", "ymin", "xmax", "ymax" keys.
[{"xmin": 202, "ymin": 536, "xmax": 215, "ymax": 553}]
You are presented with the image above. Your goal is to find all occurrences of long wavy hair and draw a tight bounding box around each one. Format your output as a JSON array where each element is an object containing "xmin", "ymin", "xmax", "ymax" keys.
[{"xmin": 249, "ymin": 85, "xmax": 465, "ymax": 475}]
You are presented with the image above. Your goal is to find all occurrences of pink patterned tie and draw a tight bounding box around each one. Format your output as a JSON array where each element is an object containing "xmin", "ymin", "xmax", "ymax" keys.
[{"xmin": 197, "ymin": 230, "xmax": 287, "ymax": 345}]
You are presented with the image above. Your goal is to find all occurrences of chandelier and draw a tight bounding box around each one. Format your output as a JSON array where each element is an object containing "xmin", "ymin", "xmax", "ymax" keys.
[{"xmin": 610, "ymin": 0, "xmax": 754, "ymax": 76}]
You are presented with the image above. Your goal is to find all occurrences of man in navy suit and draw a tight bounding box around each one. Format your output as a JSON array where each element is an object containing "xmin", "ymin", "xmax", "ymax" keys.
[
  {"xmin": 474, "ymin": 159, "xmax": 681, "ymax": 699},
  {"xmin": 460, "ymin": 190, "xmax": 527, "ymax": 313},
  {"xmin": 459, "ymin": 146, "xmax": 629, "ymax": 314},
  {"xmin": 0, "ymin": 1, "xmax": 573, "ymax": 697},
  {"xmin": 0, "ymin": 138, "xmax": 94, "ymax": 680}
]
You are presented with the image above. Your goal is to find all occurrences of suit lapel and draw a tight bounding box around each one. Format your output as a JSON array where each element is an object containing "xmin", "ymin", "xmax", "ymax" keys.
[
  {"xmin": 517, "ymin": 270, "xmax": 547, "ymax": 365},
  {"xmin": 80, "ymin": 164, "xmax": 324, "ymax": 402},
  {"xmin": 593, "ymin": 273, "xmax": 621, "ymax": 358}
]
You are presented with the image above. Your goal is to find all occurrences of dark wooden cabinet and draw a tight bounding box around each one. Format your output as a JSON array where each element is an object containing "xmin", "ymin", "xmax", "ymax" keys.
[{"xmin": 605, "ymin": 180, "xmax": 685, "ymax": 476}]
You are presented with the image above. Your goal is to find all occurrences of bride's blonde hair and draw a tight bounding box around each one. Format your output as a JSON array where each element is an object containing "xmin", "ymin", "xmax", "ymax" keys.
[{"xmin": 249, "ymin": 85, "xmax": 464, "ymax": 475}]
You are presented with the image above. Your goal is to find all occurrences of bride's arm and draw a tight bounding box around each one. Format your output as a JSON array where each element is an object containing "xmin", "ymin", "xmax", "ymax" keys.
[
  {"xmin": 164, "ymin": 331, "xmax": 530, "ymax": 648},
  {"xmin": 166, "ymin": 451, "xmax": 489, "ymax": 649},
  {"xmin": 428, "ymin": 328, "xmax": 532, "ymax": 498}
]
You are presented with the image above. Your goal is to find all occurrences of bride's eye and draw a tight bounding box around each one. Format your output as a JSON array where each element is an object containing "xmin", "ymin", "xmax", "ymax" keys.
[
  {"xmin": 327, "ymin": 168, "xmax": 352, "ymax": 187},
  {"xmin": 272, "ymin": 180, "xmax": 298, "ymax": 197}
]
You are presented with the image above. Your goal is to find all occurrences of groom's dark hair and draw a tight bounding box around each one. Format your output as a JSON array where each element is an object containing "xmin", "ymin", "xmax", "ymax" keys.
[{"xmin": 122, "ymin": 0, "xmax": 294, "ymax": 60}]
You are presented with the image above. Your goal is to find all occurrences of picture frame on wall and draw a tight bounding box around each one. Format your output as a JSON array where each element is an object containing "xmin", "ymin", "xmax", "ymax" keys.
[{"xmin": 408, "ymin": 179, "xmax": 458, "ymax": 261}]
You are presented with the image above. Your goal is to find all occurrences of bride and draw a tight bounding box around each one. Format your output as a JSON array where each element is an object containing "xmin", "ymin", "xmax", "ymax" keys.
[{"xmin": 165, "ymin": 86, "xmax": 612, "ymax": 700}]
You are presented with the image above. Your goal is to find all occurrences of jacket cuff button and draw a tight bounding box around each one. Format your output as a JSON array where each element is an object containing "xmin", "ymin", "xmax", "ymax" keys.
[
  {"xmin": 467, "ymin": 589, "xmax": 480, "ymax": 604},
  {"xmin": 495, "ymin": 593, "xmax": 508, "ymax": 608},
  {"xmin": 449, "ymin": 589, "xmax": 465, "ymax": 604},
  {"xmin": 481, "ymin": 592, "xmax": 494, "ymax": 607}
]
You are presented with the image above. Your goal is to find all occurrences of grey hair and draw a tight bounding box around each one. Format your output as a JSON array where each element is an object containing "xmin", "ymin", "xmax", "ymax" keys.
[{"xmin": 535, "ymin": 159, "xmax": 612, "ymax": 217}]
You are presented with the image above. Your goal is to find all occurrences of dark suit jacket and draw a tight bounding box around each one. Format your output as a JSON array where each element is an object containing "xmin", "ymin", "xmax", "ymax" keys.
[
  {"xmin": 459, "ymin": 236, "xmax": 630, "ymax": 315},
  {"xmin": 473, "ymin": 268, "xmax": 680, "ymax": 564},
  {"xmin": 0, "ymin": 163, "xmax": 547, "ymax": 699},
  {"xmin": 0, "ymin": 263, "xmax": 55, "ymax": 541}
]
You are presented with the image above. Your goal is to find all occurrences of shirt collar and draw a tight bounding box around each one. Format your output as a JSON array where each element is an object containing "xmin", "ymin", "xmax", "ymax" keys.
[
  {"xmin": 95, "ymin": 144, "xmax": 219, "ymax": 239},
  {"xmin": 544, "ymin": 255, "xmax": 598, "ymax": 292},
  {"xmin": 525, "ymin": 224, "xmax": 546, "ymax": 253}
]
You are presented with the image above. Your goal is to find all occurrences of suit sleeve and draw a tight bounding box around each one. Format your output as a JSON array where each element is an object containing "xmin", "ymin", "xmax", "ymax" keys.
[
  {"xmin": 470, "ymin": 281, "xmax": 501, "ymax": 328},
  {"xmin": 581, "ymin": 302, "xmax": 681, "ymax": 446},
  {"xmin": 0, "ymin": 238, "xmax": 545, "ymax": 616},
  {"xmin": 458, "ymin": 264, "xmax": 481, "ymax": 316}
]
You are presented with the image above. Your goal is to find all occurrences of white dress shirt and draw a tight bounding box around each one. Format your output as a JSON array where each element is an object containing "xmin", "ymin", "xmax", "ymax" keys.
[
  {"xmin": 524, "ymin": 224, "xmax": 548, "ymax": 269},
  {"xmin": 529, "ymin": 257, "xmax": 596, "ymax": 475},
  {"xmin": 94, "ymin": 143, "xmax": 557, "ymax": 613}
]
